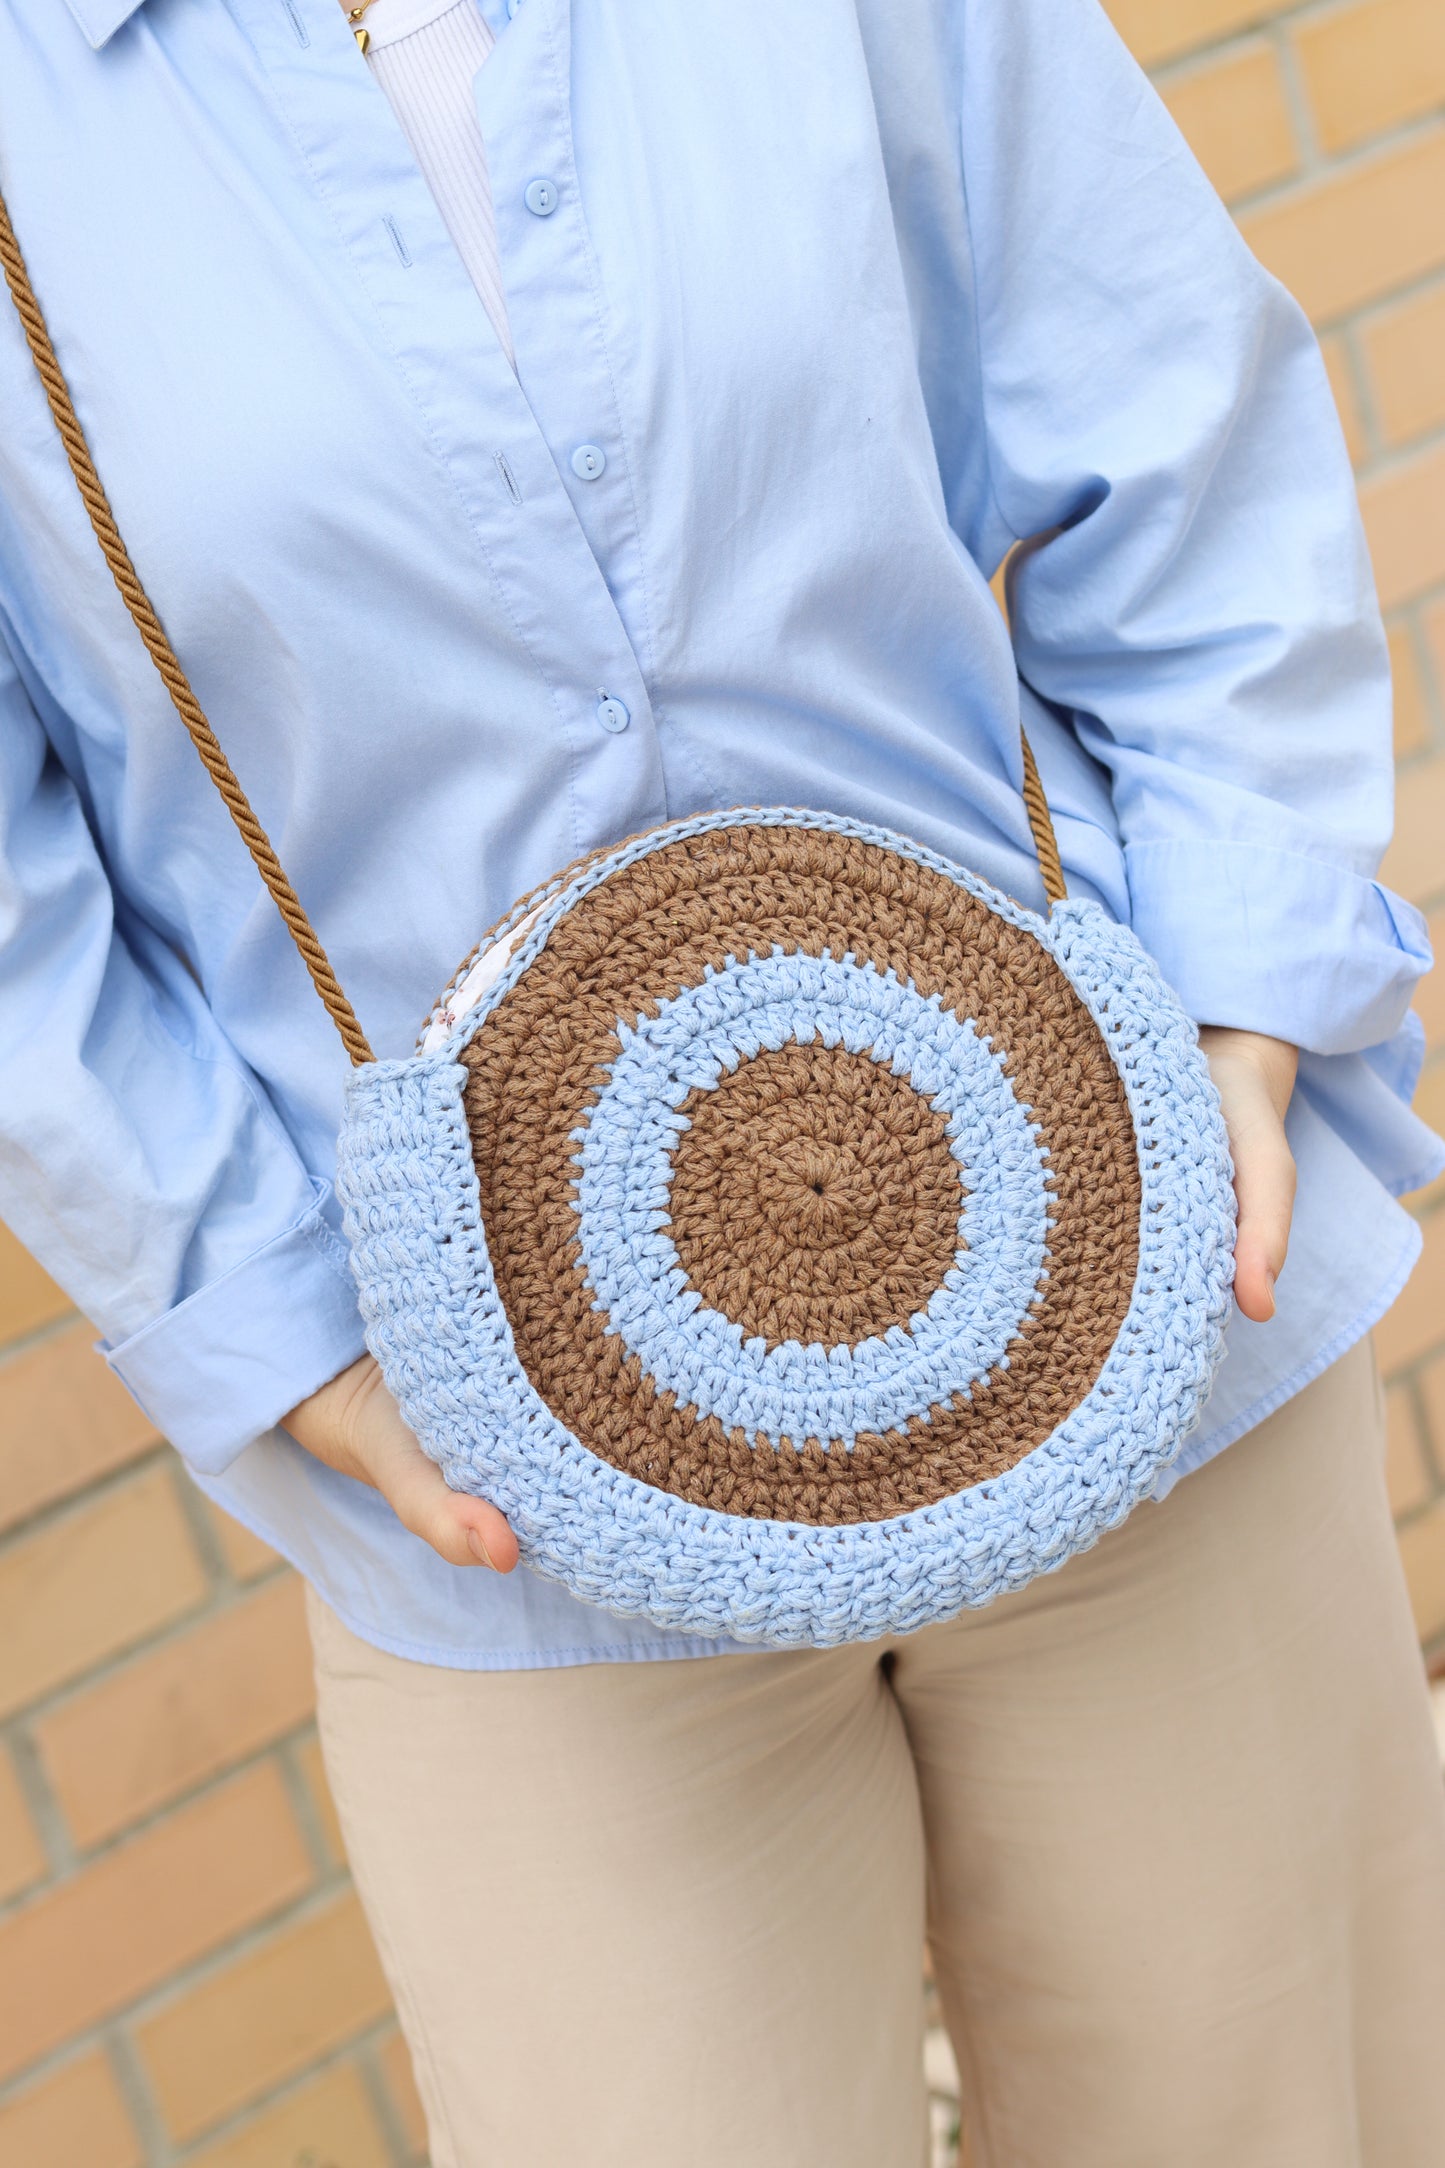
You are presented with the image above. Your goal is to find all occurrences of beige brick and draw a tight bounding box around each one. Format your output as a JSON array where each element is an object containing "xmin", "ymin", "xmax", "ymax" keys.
[
  {"xmin": 1375, "ymin": 1207, "xmax": 1445, "ymax": 1373},
  {"xmin": 1422, "ymin": 1347, "xmax": 1445, "ymax": 1465},
  {"xmin": 1386, "ymin": 1382, "xmax": 1434, "ymax": 1518},
  {"xmin": 1361, "ymin": 282, "xmax": 1445, "ymax": 449},
  {"xmin": 205, "ymin": 1497, "xmax": 282, "ymax": 1584},
  {"xmin": 184, "ymin": 2055, "xmax": 392, "ymax": 2168},
  {"xmin": 1104, "ymin": 0, "xmax": 1273, "ymax": 70},
  {"xmin": 1363, "ymin": 441, "xmax": 1445, "ymax": 614},
  {"xmin": 1409, "ymin": 1062, "xmax": 1445, "ymax": 1214},
  {"xmin": 1241, "ymin": 131, "xmax": 1445, "ymax": 325},
  {"xmin": 1295, "ymin": 0, "xmax": 1445, "ymax": 155},
  {"xmin": 1424, "ymin": 589, "xmax": 1445, "ymax": 696},
  {"xmin": 0, "ymin": 1764, "xmax": 311, "ymax": 2085},
  {"xmin": 1321, "ymin": 333, "xmax": 1368, "ymax": 467},
  {"xmin": 34, "ymin": 1576, "xmax": 314, "ymax": 1849},
  {"xmin": 0, "ymin": 2051, "xmax": 142, "ymax": 2168},
  {"xmin": 1399, "ymin": 1492, "xmax": 1445, "ymax": 1640},
  {"xmin": 293, "ymin": 1729, "xmax": 347, "ymax": 1869},
  {"xmin": 0, "ymin": 1464, "xmax": 207, "ymax": 1722},
  {"xmin": 377, "ymin": 2026, "xmax": 429, "ymax": 2161},
  {"xmin": 0, "ymin": 1224, "xmax": 71, "ymax": 1345},
  {"xmin": 1414, "ymin": 901, "xmax": 1445, "ymax": 1055},
  {"xmin": 137, "ymin": 1891, "xmax": 391, "ymax": 2142},
  {"xmin": 0, "ymin": 1320, "xmax": 160, "ymax": 1537},
  {"xmin": 1391, "ymin": 622, "xmax": 1431, "ymax": 758},
  {"xmin": 1379, "ymin": 744, "xmax": 1445, "ymax": 903},
  {"xmin": 1414, "ymin": 1058, "xmax": 1445, "ymax": 1132},
  {"xmin": 1408, "ymin": 1176, "xmax": 1445, "ymax": 1222},
  {"xmin": 0, "ymin": 1745, "xmax": 45, "ymax": 1902},
  {"xmin": 1162, "ymin": 42, "xmax": 1298, "ymax": 202},
  {"xmin": 183, "ymin": 2061, "xmax": 392, "ymax": 2168}
]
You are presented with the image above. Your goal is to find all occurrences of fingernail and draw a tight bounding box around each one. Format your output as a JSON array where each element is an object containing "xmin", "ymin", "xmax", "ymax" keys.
[{"xmin": 466, "ymin": 1528, "xmax": 495, "ymax": 1568}]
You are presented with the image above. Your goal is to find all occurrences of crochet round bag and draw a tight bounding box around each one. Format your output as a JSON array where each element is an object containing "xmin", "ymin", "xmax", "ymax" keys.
[{"xmin": 4, "ymin": 197, "xmax": 1237, "ymax": 1647}]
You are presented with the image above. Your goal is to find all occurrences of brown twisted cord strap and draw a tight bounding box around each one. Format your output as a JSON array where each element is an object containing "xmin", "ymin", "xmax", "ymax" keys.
[
  {"xmin": 1, "ymin": 187, "xmax": 1066, "ymax": 1066},
  {"xmin": 1020, "ymin": 730, "xmax": 1066, "ymax": 905},
  {"xmin": 0, "ymin": 191, "xmax": 375, "ymax": 1065}
]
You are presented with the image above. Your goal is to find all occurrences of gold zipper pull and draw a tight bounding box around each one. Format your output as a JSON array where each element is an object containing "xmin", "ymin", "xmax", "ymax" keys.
[{"xmin": 346, "ymin": 0, "xmax": 378, "ymax": 54}]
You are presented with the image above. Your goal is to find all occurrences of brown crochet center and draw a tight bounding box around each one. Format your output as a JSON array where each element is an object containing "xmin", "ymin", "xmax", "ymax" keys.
[{"xmin": 461, "ymin": 825, "xmax": 1141, "ymax": 1524}]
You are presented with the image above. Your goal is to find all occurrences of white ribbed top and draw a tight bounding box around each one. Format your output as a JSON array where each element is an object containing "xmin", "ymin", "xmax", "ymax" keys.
[{"xmin": 352, "ymin": 0, "xmax": 515, "ymax": 364}]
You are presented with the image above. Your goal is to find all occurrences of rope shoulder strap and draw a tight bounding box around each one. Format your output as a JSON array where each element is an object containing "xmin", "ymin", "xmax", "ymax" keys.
[
  {"xmin": 0, "ymin": 188, "xmax": 1066, "ymax": 1065},
  {"xmin": 1019, "ymin": 732, "xmax": 1065, "ymax": 906},
  {"xmin": 0, "ymin": 191, "xmax": 375, "ymax": 1065}
]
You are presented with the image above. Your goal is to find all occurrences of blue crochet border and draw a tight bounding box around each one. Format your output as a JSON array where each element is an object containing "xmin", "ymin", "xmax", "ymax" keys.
[{"xmin": 337, "ymin": 807, "xmax": 1236, "ymax": 1646}]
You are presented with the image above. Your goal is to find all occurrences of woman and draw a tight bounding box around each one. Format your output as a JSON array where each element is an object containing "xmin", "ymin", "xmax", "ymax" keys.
[{"xmin": 2, "ymin": 0, "xmax": 1443, "ymax": 2159}]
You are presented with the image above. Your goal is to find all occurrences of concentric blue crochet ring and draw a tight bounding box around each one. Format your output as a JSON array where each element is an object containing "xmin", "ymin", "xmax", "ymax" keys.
[
  {"xmin": 572, "ymin": 950, "xmax": 1052, "ymax": 1447},
  {"xmin": 337, "ymin": 808, "xmax": 1236, "ymax": 1646}
]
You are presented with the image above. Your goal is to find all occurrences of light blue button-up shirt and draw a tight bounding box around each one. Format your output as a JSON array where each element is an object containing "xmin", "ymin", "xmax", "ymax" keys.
[{"xmin": 1, "ymin": 0, "xmax": 1440, "ymax": 1666}]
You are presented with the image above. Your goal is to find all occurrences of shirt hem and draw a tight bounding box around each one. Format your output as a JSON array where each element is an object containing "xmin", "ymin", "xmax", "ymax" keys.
[
  {"xmin": 182, "ymin": 1462, "xmax": 739, "ymax": 1669},
  {"xmin": 188, "ymin": 1223, "xmax": 1425, "ymax": 1662},
  {"xmin": 1151, "ymin": 1215, "xmax": 1422, "ymax": 1500}
]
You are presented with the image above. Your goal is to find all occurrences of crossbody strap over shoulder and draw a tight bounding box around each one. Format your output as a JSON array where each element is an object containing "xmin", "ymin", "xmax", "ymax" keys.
[
  {"xmin": 0, "ymin": 191, "xmax": 376, "ymax": 1064},
  {"xmin": 0, "ymin": 187, "xmax": 1067, "ymax": 1069}
]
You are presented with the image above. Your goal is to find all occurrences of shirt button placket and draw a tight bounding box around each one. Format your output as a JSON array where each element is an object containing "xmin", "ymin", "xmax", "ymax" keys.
[{"xmin": 498, "ymin": 99, "xmax": 655, "ymax": 784}]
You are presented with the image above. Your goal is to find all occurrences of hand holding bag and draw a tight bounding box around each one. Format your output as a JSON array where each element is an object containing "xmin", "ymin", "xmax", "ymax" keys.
[{"xmin": 1, "ymin": 195, "xmax": 1236, "ymax": 1646}]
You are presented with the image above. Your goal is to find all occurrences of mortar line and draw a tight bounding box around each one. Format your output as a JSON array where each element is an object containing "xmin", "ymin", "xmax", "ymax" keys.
[
  {"xmin": 0, "ymin": 1732, "xmax": 325, "ymax": 1928},
  {"xmin": 106, "ymin": 2025, "xmax": 180, "ymax": 2168},
  {"xmin": 161, "ymin": 2025, "xmax": 402, "ymax": 2165},
  {"xmin": 0, "ymin": 1436, "xmax": 171, "ymax": 1551},
  {"xmin": 0, "ymin": 1304, "xmax": 81, "ymax": 1375}
]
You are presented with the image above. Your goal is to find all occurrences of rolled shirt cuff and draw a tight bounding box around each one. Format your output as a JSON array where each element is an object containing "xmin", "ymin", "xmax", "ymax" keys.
[
  {"xmin": 1123, "ymin": 839, "xmax": 1432, "ymax": 1055},
  {"xmin": 101, "ymin": 1179, "xmax": 367, "ymax": 1474}
]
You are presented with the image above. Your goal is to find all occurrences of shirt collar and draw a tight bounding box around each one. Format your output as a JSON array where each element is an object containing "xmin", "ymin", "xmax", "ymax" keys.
[{"xmin": 63, "ymin": 0, "xmax": 151, "ymax": 49}]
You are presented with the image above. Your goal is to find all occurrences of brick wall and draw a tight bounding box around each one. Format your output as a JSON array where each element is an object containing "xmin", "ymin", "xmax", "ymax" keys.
[
  {"xmin": 1109, "ymin": 0, "xmax": 1445, "ymax": 1647},
  {"xmin": 0, "ymin": 1227, "xmax": 428, "ymax": 2167},
  {"xmin": 1, "ymin": 4, "xmax": 1443, "ymax": 2161}
]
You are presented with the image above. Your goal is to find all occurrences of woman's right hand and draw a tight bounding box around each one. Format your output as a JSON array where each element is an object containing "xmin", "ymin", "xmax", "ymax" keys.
[{"xmin": 282, "ymin": 1354, "xmax": 519, "ymax": 1572}]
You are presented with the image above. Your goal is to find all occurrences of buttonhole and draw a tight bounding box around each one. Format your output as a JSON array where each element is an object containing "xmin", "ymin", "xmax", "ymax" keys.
[
  {"xmin": 383, "ymin": 216, "xmax": 412, "ymax": 267},
  {"xmin": 494, "ymin": 451, "xmax": 523, "ymax": 506},
  {"xmin": 282, "ymin": 0, "xmax": 310, "ymax": 44}
]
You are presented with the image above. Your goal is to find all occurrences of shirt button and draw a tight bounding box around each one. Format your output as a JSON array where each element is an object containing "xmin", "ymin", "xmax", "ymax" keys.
[
  {"xmin": 596, "ymin": 695, "xmax": 630, "ymax": 733},
  {"xmin": 571, "ymin": 443, "xmax": 607, "ymax": 481},
  {"xmin": 524, "ymin": 177, "xmax": 558, "ymax": 217}
]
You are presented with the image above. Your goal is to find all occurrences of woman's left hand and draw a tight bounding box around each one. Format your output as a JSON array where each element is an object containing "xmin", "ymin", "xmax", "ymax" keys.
[{"xmin": 1197, "ymin": 1026, "xmax": 1299, "ymax": 1324}]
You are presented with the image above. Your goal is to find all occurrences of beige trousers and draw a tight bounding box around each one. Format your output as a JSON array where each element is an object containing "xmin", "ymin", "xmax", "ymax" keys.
[{"xmin": 309, "ymin": 1340, "xmax": 1445, "ymax": 2168}]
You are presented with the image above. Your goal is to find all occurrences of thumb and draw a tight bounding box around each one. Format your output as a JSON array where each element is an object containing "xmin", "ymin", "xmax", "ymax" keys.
[
  {"xmin": 1223, "ymin": 1073, "xmax": 1297, "ymax": 1323},
  {"xmin": 351, "ymin": 1380, "xmax": 520, "ymax": 1572},
  {"xmin": 370, "ymin": 1428, "xmax": 521, "ymax": 1572}
]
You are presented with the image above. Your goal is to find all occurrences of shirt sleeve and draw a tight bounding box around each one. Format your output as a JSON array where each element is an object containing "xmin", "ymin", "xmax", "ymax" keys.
[
  {"xmin": 952, "ymin": 0, "xmax": 1431, "ymax": 1055},
  {"xmin": 0, "ymin": 627, "xmax": 366, "ymax": 1472}
]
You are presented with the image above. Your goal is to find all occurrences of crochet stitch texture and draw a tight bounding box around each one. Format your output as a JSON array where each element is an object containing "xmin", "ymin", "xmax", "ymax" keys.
[{"xmin": 337, "ymin": 808, "xmax": 1236, "ymax": 1646}]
